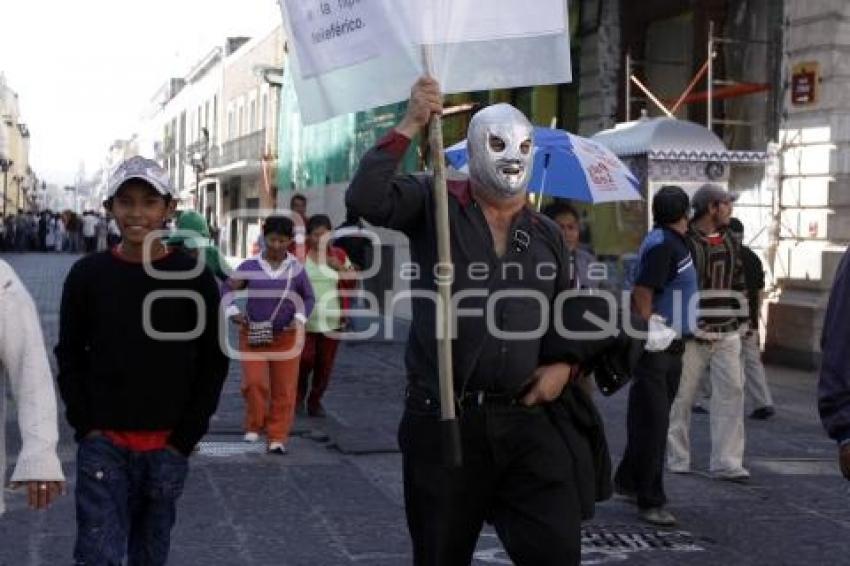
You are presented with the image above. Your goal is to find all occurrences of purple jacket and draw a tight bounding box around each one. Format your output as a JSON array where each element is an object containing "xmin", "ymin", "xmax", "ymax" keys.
[
  {"xmin": 223, "ymin": 254, "xmax": 315, "ymax": 333},
  {"xmin": 819, "ymin": 248, "xmax": 850, "ymax": 444}
]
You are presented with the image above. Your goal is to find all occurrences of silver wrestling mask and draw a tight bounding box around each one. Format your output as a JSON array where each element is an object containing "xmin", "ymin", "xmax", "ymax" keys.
[{"xmin": 467, "ymin": 104, "xmax": 534, "ymax": 197}]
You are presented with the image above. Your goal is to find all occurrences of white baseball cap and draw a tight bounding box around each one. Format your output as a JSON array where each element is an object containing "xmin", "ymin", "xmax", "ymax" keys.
[{"xmin": 107, "ymin": 156, "xmax": 175, "ymax": 199}]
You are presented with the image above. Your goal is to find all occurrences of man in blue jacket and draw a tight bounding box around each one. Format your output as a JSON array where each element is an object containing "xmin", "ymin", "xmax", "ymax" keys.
[{"xmin": 818, "ymin": 248, "xmax": 850, "ymax": 479}]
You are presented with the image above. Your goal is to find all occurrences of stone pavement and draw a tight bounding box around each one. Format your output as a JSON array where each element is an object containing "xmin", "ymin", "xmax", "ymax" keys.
[{"xmin": 2, "ymin": 253, "xmax": 850, "ymax": 565}]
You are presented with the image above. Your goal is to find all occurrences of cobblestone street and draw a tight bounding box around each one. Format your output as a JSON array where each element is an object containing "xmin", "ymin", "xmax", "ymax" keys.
[{"xmin": 2, "ymin": 253, "xmax": 850, "ymax": 566}]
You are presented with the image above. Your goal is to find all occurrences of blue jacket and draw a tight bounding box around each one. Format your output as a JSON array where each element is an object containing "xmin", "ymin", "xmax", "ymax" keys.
[{"xmin": 819, "ymin": 249, "xmax": 850, "ymax": 444}]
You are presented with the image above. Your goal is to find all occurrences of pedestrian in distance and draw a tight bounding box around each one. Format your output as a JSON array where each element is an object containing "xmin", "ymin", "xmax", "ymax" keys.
[
  {"xmin": 297, "ymin": 214, "xmax": 354, "ymax": 418},
  {"xmin": 53, "ymin": 213, "xmax": 66, "ymax": 253},
  {"xmin": 55, "ymin": 155, "xmax": 229, "ymax": 565},
  {"xmin": 37, "ymin": 211, "xmax": 48, "ymax": 252},
  {"xmin": 81, "ymin": 210, "xmax": 99, "ymax": 253},
  {"xmin": 728, "ymin": 217, "xmax": 775, "ymax": 419},
  {"xmin": 45, "ymin": 211, "xmax": 57, "ymax": 252},
  {"xmin": 543, "ymin": 200, "xmax": 602, "ymax": 397},
  {"xmin": 224, "ymin": 215, "xmax": 315, "ymax": 455},
  {"xmin": 667, "ymin": 184, "xmax": 751, "ymax": 482},
  {"xmin": 333, "ymin": 212, "xmax": 375, "ymax": 333},
  {"xmin": 290, "ymin": 193, "xmax": 308, "ymax": 222},
  {"xmin": 65, "ymin": 211, "xmax": 82, "ymax": 253},
  {"xmin": 14, "ymin": 210, "xmax": 28, "ymax": 252},
  {"xmin": 543, "ymin": 199, "xmax": 602, "ymax": 290},
  {"xmin": 0, "ymin": 259, "xmax": 65, "ymax": 516},
  {"xmin": 347, "ymin": 76, "xmax": 588, "ymax": 566},
  {"xmin": 694, "ymin": 218, "xmax": 775, "ymax": 420},
  {"xmin": 334, "ymin": 211, "xmax": 374, "ymax": 272},
  {"xmin": 614, "ymin": 186, "xmax": 698, "ymax": 527}
]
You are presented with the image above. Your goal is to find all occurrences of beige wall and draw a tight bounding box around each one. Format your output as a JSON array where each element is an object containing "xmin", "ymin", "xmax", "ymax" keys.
[
  {"xmin": 222, "ymin": 25, "xmax": 284, "ymax": 153},
  {"xmin": 764, "ymin": 0, "xmax": 850, "ymax": 368},
  {"xmin": 1, "ymin": 77, "xmax": 31, "ymax": 213}
]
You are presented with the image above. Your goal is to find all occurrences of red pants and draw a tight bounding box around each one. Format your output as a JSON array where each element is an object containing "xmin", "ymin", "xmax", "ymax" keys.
[
  {"xmin": 240, "ymin": 330, "xmax": 301, "ymax": 443},
  {"xmin": 297, "ymin": 332, "xmax": 341, "ymax": 409}
]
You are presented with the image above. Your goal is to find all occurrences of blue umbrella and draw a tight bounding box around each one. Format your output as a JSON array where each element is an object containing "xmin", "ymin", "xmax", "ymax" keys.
[{"xmin": 445, "ymin": 127, "xmax": 641, "ymax": 204}]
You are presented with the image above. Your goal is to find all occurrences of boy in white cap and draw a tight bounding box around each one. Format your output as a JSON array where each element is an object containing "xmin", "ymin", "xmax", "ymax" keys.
[{"xmin": 55, "ymin": 156, "xmax": 229, "ymax": 565}]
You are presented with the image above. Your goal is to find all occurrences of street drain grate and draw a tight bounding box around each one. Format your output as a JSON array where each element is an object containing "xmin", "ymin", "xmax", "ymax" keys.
[
  {"xmin": 473, "ymin": 526, "xmax": 706, "ymax": 564},
  {"xmin": 196, "ymin": 441, "xmax": 266, "ymax": 457},
  {"xmin": 582, "ymin": 524, "xmax": 705, "ymax": 553}
]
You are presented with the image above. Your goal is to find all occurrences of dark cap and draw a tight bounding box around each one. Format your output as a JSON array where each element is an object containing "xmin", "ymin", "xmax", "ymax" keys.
[
  {"xmin": 692, "ymin": 184, "xmax": 738, "ymax": 216},
  {"xmin": 652, "ymin": 185, "xmax": 690, "ymax": 225}
]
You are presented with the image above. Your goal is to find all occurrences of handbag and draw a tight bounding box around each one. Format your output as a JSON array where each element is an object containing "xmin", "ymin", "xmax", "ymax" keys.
[{"xmin": 246, "ymin": 266, "xmax": 294, "ymax": 347}]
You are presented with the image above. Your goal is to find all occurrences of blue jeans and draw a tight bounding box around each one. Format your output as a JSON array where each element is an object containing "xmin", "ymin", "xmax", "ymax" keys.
[{"xmin": 73, "ymin": 436, "xmax": 189, "ymax": 566}]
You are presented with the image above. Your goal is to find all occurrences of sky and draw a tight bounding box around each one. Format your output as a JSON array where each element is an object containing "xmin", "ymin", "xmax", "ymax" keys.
[{"xmin": 0, "ymin": 0, "xmax": 282, "ymax": 185}]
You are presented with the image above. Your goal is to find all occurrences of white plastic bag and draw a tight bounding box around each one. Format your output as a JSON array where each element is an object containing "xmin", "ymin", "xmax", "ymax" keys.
[{"xmin": 645, "ymin": 314, "xmax": 678, "ymax": 352}]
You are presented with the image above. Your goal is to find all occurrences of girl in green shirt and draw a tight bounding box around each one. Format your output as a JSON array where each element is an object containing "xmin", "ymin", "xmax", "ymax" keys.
[{"xmin": 298, "ymin": 214, "xmax": 354, "ymax": 417}]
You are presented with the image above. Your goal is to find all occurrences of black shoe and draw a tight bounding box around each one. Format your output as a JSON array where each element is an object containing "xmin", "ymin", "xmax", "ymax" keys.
[
  {"xmin": 267, "ymin": 443, "xmax": 288, "ymax": 455},
  {"xmin": 307, "ymin": 403, "xmax": 326, "ymax": 418},
  {"xmin": 613, "ymin": 484, "xmax": 637, "ymax": 505},
  {"xmin": 750, "ymin": 406, "xmax": 775, "ymax": 420}
]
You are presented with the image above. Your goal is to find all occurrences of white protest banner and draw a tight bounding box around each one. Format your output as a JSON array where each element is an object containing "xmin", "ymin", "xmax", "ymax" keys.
[
  {"xmin": 402, "ymin": 0, "xmax": 566, "ymax": 45},
  {"xmin": 282, "ymin": 0, "xmax": 399, "ymax": 78},
  {"xmin": 278, "ymin": 0, "xmax": 572, "ymax": 125}
]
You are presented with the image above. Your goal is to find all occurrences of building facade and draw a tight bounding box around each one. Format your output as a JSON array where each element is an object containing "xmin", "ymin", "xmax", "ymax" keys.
[
  {"xmin": 0, "ymin": 74, "xmax": 39, "ymax": 215},
  {"xmin": 143, "ymin": 25, "xmax": 284, "ymax": 258},
  {"xmin": 210, "ymin": 25, "xmax": 285, "ymax": 259},
  {"xmin": 762, "ymin": 0, "xmax": 850, "ymax": 367}
]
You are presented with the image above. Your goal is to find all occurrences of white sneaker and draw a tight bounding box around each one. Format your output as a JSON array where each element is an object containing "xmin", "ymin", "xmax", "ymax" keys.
[{"xmin": 243, "ymin": 432, "xmax": 259, "ymax": 443}]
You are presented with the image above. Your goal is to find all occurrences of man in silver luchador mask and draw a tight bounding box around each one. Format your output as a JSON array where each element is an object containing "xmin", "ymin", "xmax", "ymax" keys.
[
  {"xmin": 346, "ymin": 77, "xmax": 583, "ymax": 566},
  {"xmin": 467, "ymin": 103, "xmax": 535, "ymax": 198}
]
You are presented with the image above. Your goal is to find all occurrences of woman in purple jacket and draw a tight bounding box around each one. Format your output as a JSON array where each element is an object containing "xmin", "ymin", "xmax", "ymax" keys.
[{"xmin": 225, "ymin": 216, "xmax": 315, "ymax": 454}]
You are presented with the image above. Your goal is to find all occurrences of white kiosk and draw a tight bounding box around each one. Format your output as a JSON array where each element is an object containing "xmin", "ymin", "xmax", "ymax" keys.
[{"xmin": 592, "ymin": 116, "xmax": 767, "ymax": 238}]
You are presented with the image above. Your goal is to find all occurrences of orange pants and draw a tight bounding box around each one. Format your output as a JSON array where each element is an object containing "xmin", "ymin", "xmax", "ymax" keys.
[{"xmin": 239, "ymin": 330, "xmax": 302, "ymax": 443}]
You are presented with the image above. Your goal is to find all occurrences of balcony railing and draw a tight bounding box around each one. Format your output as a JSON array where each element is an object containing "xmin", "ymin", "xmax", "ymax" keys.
[{"xmin": 209, "ymin": 130, "xmax": 266, "ymax": 168}]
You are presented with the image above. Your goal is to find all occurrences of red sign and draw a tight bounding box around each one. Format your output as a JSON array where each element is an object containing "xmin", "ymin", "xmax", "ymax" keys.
[{"xmin": 791, "ymin": 62, "xmax": 819, "ymax": 106}]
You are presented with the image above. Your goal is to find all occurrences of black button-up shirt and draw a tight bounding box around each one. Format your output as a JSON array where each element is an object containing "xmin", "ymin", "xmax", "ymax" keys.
[{"xmin": 346, "ymin": 131, "xmax": 573, "ymax": 397}]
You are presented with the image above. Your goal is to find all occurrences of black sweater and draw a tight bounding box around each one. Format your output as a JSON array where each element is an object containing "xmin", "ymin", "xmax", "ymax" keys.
[{"xmin": 55, "ymin": 249, "xmax": 229, "ymax": 455}]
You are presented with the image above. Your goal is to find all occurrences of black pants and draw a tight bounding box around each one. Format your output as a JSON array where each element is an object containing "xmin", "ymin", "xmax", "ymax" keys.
[
  {"xmin": 84, "ymin": 236, "xmax": 97, "ymax": 253},
  {"xmin": 614, "ymin": 347, "xmax": 683, "ymax": 509},
  {"xmin": 399, "ymin": 398, "xmax": 581, "ymax": 566}
]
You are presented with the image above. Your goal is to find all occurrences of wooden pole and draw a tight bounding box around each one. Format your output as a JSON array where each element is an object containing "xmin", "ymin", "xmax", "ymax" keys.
[
  {"xmin": 625, "ymin": 51, "xmax": 632, "ymax": 122},
  {"xmin": 707, "ymin": 20, "xmax": 715, "ymax": 131},
  {"xmin": 670, "ymin": 59, "xmax": 710, "ymax": 115},
  {"xmin": 421, "ymin": 45, "xmax": 462, "ymax": 467},
  {"xmin": 629, "ymin": 76, "xmax": 674, "ymax": 118}
]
